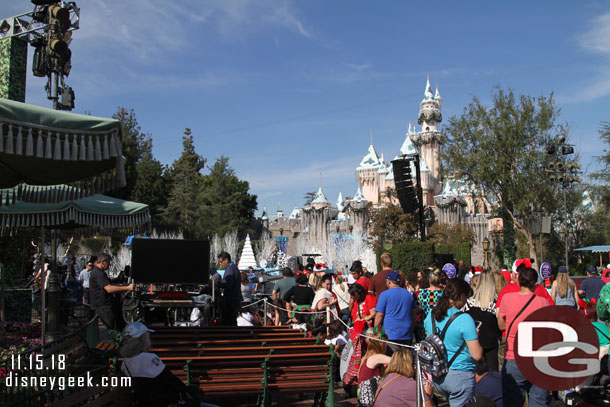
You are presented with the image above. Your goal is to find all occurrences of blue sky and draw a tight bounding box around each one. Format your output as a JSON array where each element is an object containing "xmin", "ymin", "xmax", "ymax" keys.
[{"xmin": 2, "ymin": 1, "xmax": 610, "ymax": 215}]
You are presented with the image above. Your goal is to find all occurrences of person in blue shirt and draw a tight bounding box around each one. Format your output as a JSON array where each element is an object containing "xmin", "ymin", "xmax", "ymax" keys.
[
  {"xmin": 374, "ymin": 270, "xmax": 416, "ymax": 353},
  {"xmin": 424, "ymin": 278, "xmax": 483, "ymax": 407},
  {"xmin": 578, "ymin": 265, "xmax": 606, "ymax": 301},
  {"xmin": 474, "ymin": 357, "xmax": 503, "ymax": 407}
]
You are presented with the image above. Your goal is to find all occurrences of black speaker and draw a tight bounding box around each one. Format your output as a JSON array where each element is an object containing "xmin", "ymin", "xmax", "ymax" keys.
[{"xmin": 392, "ymin": 158, "xmax": 418, "ymax": 214}]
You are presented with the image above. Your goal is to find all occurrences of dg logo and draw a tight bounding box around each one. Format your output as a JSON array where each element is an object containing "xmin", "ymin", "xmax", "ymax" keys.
[{"xmin": 514, "ymin": 306, "xmax": 600, "ymax": 391}]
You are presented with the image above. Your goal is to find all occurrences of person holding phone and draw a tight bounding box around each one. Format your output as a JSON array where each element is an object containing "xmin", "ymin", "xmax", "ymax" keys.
[{"xmin": 464, "ymin": 270, "xmax": 502, "ymax": 371}]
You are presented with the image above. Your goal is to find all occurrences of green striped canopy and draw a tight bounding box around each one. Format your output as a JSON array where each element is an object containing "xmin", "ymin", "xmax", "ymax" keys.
[
  {"xmin": 0, "ymin": 98, "xmax": 126, "ymax": 203},
  {"xmin": 0, "ymin": 185, "xmax": 150, "ymax": 229}
]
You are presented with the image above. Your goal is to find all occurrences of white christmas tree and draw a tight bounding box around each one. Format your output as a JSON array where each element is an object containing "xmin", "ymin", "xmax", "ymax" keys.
[{"xmin": 237, "ymin": 234, "xmax": 258, "ymax": 270}]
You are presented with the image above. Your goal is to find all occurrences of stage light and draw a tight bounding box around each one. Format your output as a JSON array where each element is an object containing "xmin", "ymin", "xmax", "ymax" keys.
[
  {"xmin": 48, "ymin": 5, "xmax": 71, "ymax": 33},
  {"xmin": 561, "ymin": 145, "xmax": 574, "ymax": 155},
  {"xmin": 0, "ymin": 20, "xmax": 10, "ymax": 35},
  {"xmin": 546, "ymin": 145, "xmax": 556, "ymax": 155},
  {"xmin": 32, "ymin": 45, "xmax": 47, "ymax": 77},
  {"xmin": 567, "ymin": 163, "xmax": 581, "ymax": 172},
  {"xmin": 59, "ymin": 86, "xmax": 75, "ymax": 110}
]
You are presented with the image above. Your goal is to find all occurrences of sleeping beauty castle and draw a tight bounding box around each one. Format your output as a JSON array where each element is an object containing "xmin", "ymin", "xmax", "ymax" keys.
[{"xmin": 261, "ymin": 76, "xmax": 496, "ymax": 265}]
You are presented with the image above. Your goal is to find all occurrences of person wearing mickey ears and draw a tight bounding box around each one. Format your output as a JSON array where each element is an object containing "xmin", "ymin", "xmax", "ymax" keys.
[{"xmin": 120, "ymin": 322, "xmax": 218, "ymax": 407}]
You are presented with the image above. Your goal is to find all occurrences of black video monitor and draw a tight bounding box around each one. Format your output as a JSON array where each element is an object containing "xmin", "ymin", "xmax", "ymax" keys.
[{"xmin": 131, "ymin": 239, "xmax": 210, "ymax": 284}]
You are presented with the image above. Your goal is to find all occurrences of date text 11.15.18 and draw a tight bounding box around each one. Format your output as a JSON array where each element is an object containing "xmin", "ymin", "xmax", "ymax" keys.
[{"xmin": 11, "ymin": 353, "xmax": 66, "ymax": 370}]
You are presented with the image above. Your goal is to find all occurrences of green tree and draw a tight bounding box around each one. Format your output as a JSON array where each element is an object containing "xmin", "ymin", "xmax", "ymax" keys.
[
  {"xmin": 592, "ymin": 122, "xmax": 610, "ymax": 207},
  {"xmin": 367, "ymin": 204, "xmax": 419, "ymax": 253},
  {"xmin": 163, "ymin": 128, "xmax": 205, "ymax": 237},
  {"xmin": 442, "ymin": 87, "xmax": 564, "ymax": 266},
  {"xmin": 197, "ymin": 156, "xmax": 258, "ymax": 238},
  {"xmin": 583, "ymin": 122, "xmax": 610, "ymax": 250},
  {"xmin": 112, "ymin": 107, "xmax": 152, "ymax": 200},
  {"xmin": 428, "ymin": 223, "xmax": 475, "ymax": 246},
  {"xmin": 131, "ymin": 152, "xmax": 170, "ymax": 221},
  {"xmin": 303, "ymin": 191, "xmax": 316, "ymax": 205}
]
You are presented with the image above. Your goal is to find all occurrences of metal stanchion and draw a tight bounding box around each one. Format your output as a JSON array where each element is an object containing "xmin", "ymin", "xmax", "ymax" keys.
[
  {"xmin": 326, "ymin": 307, "xmax": 331, "ymax": 324},
  {"xmin": 416, "ymin": 354, "xmax": 423, "ymax": 407},
  {"xmin": 263, "ymin": 298, "xmax": 267, "ymax": 326}
]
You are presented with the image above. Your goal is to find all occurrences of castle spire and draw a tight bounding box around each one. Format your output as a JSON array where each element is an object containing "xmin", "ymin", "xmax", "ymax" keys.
[
  {"xmin": 435, "ymin": 84, "xmax": 442, "ymax": 107},
  {"xmin": 424, "ymin": 73, "xmax": 433, "ymax": 99},
  {"xmin": 370, "ymin": 128, "xmax": 373, "ymax": 146}
]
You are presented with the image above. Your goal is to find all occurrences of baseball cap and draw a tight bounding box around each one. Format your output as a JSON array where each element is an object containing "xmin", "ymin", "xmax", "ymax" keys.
[
  {"xmin": 585, "ymin": 265, "xmax": 598, "ymax": 275},
  {"xmin": 385, "ymin": 270, "xmax": 401, "ymax": 283},
  {"xmin": 123, "ymin": 322, "xmax": 154, "ymax": 338},
  {"xmin": 558, "ymin": 266, "xmax": 568, "ymax": 274}
]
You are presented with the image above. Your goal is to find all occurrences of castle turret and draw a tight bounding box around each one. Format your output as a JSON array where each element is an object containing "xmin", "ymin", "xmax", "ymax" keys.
[
  {"xmin": 411, "ymin": 75, "xmax": 443, "ymax": 205},
  {"xmin": 277, "ymin": 201, "xmax": 283, "ymax": 218},
  {"xmin": 336, "ymin": 191, "xmax": 345, "ymax": 212},
  {"xmin": 418, "ymin": 74, "xmax": 442, "ymax": 131},
  {"xmin": 355, "ymin": 139, "xmax": 383, "ymax": 204},
  {"xmin": 311, "ymin": 186, "xmax": 330, "ymax": 209},
  {"xmin": 261, "ymin": 205, "xmax": 269, "ymax": 228}
]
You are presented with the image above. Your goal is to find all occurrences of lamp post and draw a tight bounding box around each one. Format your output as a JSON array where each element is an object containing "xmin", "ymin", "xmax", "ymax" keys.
[{"xmin": 482, "ymin": 237, "xmax": 490, "ymax": 270}]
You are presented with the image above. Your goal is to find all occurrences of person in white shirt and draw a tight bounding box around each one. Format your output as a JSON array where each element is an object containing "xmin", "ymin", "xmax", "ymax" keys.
[{"xmin": 78, "ymin": 260, "xmax": 93, "ymax": 304}]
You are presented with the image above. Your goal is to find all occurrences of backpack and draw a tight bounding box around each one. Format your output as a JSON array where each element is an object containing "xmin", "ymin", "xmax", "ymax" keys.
[
  {"xmin": 417, "ymin": 311, "xmax": 467, "ymax": 378},
  {"xmin": 357, "ymin": 375, "xmax": 380, "ymax": 407}
]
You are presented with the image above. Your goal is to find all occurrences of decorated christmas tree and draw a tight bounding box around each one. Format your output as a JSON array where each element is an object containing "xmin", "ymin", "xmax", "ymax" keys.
[{"xmin": 237, "ymin": 234, "xmax": 258, "ymax": 270}]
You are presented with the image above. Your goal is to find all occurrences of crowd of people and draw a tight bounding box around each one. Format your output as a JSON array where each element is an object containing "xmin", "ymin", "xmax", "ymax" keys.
[{"xmin": 224, "ymin": 252, "xmax": 610, "ymax": 407}]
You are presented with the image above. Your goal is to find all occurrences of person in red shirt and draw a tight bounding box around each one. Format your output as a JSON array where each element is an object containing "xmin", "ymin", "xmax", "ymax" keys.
[
  {"xmin": 349, "ymin": 260, "xmax": 371, "ymax": 292},
  {"xmin": 499, "ymin": 264, "xmax": 511, "ymax": 284},
  {"xmin": 498, "ymin": 267, "xmax": 550, "ymax": 406},
  {"xmin": 495, "ymin": 261, "xmax": 554, "ymax": 311},
  {"xmin": 369, "ymin": 252, "xmax": 405, "ymax": 299}
]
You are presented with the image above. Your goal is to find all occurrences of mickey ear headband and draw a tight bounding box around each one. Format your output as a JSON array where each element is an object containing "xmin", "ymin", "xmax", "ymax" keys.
[{"xmin": 373, "ymin": 326, "xmax": 385, "ymax": 337}]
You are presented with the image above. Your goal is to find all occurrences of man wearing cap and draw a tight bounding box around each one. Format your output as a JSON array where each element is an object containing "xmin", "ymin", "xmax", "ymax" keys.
[
  {"xmin": 120, "ymin": 322, "xmax": 199, "ymax": 407},
  {"xmin": 374, "ymin": 270, "xmax": 416, "ymax": 353},
  {"xmin": 578, "ymin": 265, "xmax": 606, "ymax": 301}
]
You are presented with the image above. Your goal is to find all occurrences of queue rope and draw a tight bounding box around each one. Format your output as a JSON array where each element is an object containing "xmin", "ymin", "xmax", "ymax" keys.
[
  {"xmin": 261, "ymin": 297, "xmax": 330, "ymax": 315},
  {"xmin": 240, "ymin": 296, "xmax": 418, "ymax": 349},
  {"xmin": 328, "ymin": 308, "xmax": 419, "ymax": 350},
  {"xmin": 240, "ymin": 297, "xmax": 267, "ymax": 308}
]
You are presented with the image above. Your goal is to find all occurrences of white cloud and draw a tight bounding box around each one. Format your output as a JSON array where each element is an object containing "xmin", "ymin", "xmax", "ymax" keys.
[
  {"xmin": 73, "ymin": 0, "xmax": 311, "ymax": 61},
  {"xmin": 347, "ymin": 63, "xmax": 371, "ymax": 72},
  {"xmin": 579, "ymin": 12, "xmax": 610, "ymax": 55},
  {"xmin": 559, "ymin": 12, "xmax": 610, "ymax": 103}
]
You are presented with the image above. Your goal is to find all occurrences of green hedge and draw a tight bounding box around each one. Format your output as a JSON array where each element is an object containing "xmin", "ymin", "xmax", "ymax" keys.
[
  {"xmin": 388, "ymin": 242, "xmax": 435, "ymax": 273},
  {"xmin": 434, "ymin": 242, "xmax": 471, "ymax": 266}
]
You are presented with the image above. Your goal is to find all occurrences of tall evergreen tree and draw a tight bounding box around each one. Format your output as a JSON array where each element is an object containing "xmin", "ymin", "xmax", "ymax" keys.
[
  {"xmin": 163, "ymin": 129, "xmax": 205, "ymax": 237},
  {"xmin": 112, "ymin": 107, "xmax": 152, "ymax": 200},
  {"xmin": 131, "ymin": 152, "xmax": 169, "ymax": 221},
  {"xmin": 197, "ymin": 156, "xmax": 257, "ymax": 238}
]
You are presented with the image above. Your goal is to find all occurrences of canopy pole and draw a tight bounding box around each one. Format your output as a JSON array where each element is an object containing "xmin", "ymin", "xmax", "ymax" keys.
[
  {"xmin": 40, "ymin": 225, "xmax": 46, "ymax": 346},
  {"xmin": 47, "ymin": 229, "xmax": 61, "ymax": 340}
]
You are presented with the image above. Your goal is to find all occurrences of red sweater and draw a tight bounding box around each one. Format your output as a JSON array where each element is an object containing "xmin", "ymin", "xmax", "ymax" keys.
[{"xmin": 496, "ymin": 283, "xmax": 554, "ymax": 309}]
